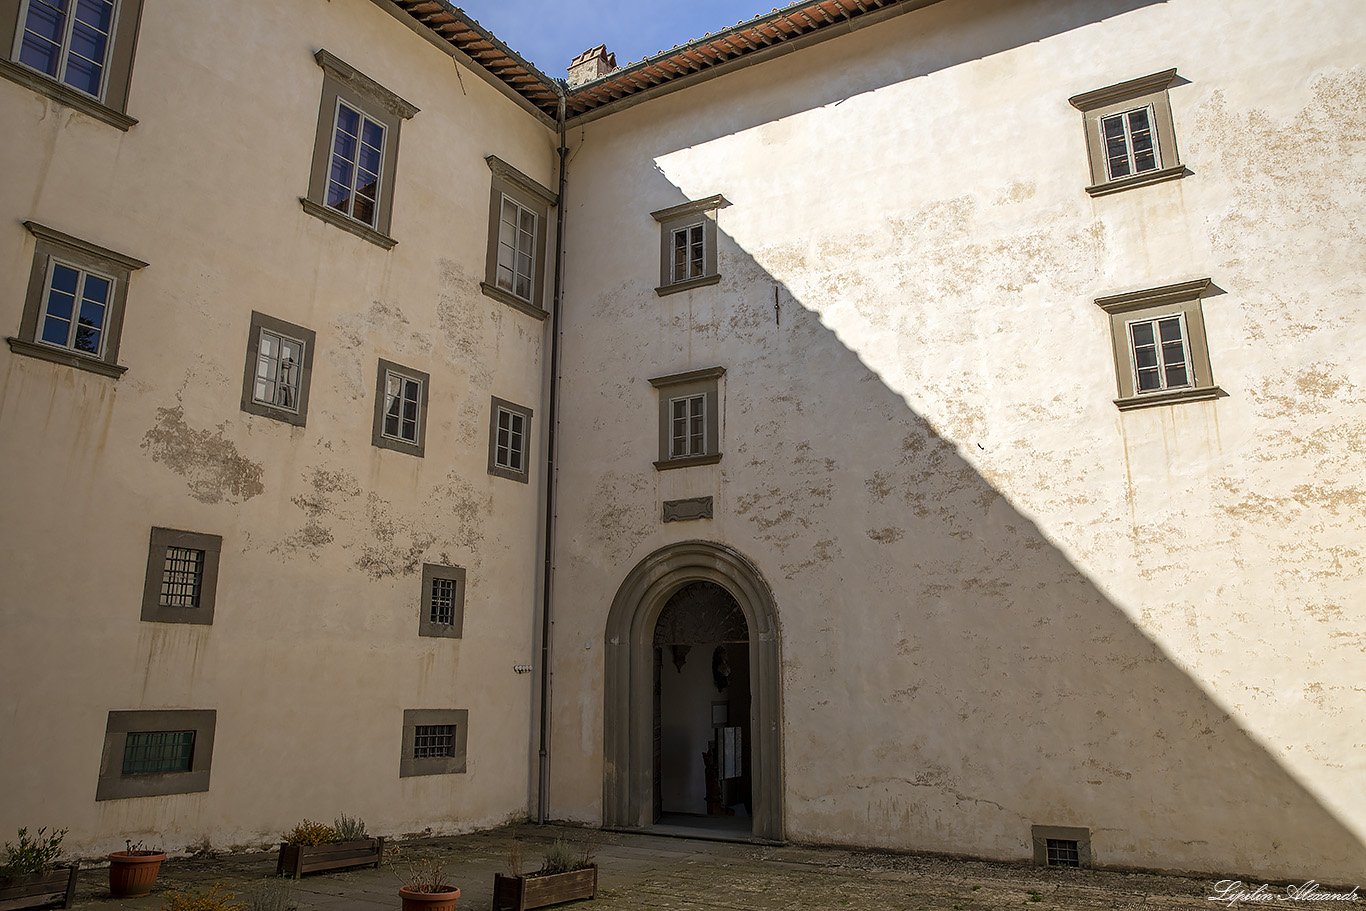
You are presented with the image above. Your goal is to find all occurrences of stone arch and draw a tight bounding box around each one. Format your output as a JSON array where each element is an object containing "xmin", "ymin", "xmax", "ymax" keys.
[{"xmin": 603, "ymin": 540, "xmax": 783, "ymax": 840}]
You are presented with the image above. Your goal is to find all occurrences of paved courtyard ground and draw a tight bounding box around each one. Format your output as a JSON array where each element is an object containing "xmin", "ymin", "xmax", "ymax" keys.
[{"xmin": 64, "ymin": 823, "xmax": 1255, "ymax": 910}]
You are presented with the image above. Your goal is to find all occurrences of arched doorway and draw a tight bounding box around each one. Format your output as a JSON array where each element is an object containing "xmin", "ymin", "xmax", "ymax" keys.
[{"xmin": 603, "ymin": 541, "xmax": 783, "ymax": 841}]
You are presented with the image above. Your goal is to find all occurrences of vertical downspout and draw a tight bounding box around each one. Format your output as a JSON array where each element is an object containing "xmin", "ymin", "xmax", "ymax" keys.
[{"xmin": 537, "ymin": 86, "xmax": 569, "ymax": 825}]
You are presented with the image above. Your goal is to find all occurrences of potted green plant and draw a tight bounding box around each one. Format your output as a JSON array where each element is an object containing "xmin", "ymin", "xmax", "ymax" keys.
[
  {"xmin": 492, "ymin": 839, "xmax": 597, "ymax": 911},
  {"xmin": 276, "ymin": 815, "xmax": 385, "ymax": 880},
  {"xmin": 398, "ymin": 858, "xmax": 460, "ymax": 910},
  {"xmin": 109, "ymin": 838, "xmax": 166, "ymax": 898},
  {"xmin": 0, "ymin": 827, "xmax": 78, "ymax": 910}
]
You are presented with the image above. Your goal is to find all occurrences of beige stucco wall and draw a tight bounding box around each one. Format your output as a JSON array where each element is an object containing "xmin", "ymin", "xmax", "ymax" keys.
[
  {"xmin": 549, "ymin": 0, "xmax": 1366, "ymax": 881},
  {"xmin": 0, "ymin": 0, "xmax": 556, "ymax": 854}
]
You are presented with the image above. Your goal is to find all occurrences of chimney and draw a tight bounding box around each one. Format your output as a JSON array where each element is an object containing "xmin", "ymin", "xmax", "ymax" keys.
[{"xmin": 567, "ymin": 45, "xmax": 617, "ymax": 87}]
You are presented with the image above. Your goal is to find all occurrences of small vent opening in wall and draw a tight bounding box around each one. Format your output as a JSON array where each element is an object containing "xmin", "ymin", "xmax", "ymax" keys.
[{"xmin": 1046, "ymin": 839, "xmax": 1081, "ymax": 868}]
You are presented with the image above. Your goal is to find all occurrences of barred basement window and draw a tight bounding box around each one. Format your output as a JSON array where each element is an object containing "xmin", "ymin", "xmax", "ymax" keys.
[
  {"xmin": 1046, "ymin": 839, "xmax": 1081, "ymax": 868},
  {"xmin": 418, "ymin": 564, "xmax": 465, "ymax": 639},
  {"xmin": 413, "ymin": 725, "xmax": 455, "ymax": 759},
  {"xmin": 160, "ymin": 547, "xmax": 204, "ymax": 608},
  {"xmin": 399, "ymin": 709, "xmax": 468, "ymax": 777},
  {"xmin": 140, "ymin": 528, "xmax": 222, "ymax": 625},
  {"xmin": 122, "ymin": 731, "xmax": 195, "ymax": 774}
]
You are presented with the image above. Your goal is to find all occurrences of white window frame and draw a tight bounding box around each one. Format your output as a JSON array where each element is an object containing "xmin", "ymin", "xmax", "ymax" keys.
[
  {"xmin": 1126, "ymin": 312, "xmax": 1192, "ymax": 394},
  {"xmin": 670, "ymin": 223, "xmax": 706, "ymax": 284},
  {"xmin": 669, "ymin": 393, "xmax": 707, "ymax": 458},
  {"xmin": 251, "ymin": 326, "xmax": 306, "ymax": 414},
  {"xmin": 495, "ymin": 406, "xmax": 526, "ymax": 472},
  {"xmin": 487, "ymin": 396, "xmax": 533, "ymax": 483},
  {"xmin": 35, "ymin": 256, "xmax": 115, "ymax": 359},
  {"xmin": 326, "ymin": 97, "xmax": 387, "ymax": 229},
  {"xmin": 1100, "ymin": 104, "xmax": 1161, "ymax": 181},
  {"xmin": 13, "ymin": 0, "xmax": 120, "ymax": 101},
  {"xmin": 380, "ymin": 368, "xmax": 423, "ymax": 445},
  {"xmin": 495, "ymin": 193, "xmax": 537, "ymax": 303}
]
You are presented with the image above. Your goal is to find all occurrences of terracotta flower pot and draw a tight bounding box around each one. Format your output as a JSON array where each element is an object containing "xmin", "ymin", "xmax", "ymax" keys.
[
  {"xmin": 108, "ymin": 850, "xmax": 165, "ymax": 898},
  {"xmin": 399, "ymin": 885, "xmax": 460, "ymax": 911}
]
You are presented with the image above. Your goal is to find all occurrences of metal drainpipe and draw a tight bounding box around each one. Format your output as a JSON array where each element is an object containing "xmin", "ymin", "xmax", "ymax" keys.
[{"xmin": 537, "ymin": 85, "xmax": 569, "ymax": 826}]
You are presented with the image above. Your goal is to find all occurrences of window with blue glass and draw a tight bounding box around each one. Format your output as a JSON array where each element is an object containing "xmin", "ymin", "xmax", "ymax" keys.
[
  {"xmin": 327, "ymin": 100, "xmax": 386, "ymax": 229},
  {"xmin": 7, "ymin": 222, "xmax": 145, "ymax": 378}
]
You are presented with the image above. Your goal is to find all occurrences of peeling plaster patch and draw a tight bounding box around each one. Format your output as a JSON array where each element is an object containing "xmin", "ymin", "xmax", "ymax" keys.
[
  {"xmin": 993, "ymin": 180, "xmax": 1036, "ymax": 206},
  {"xmin": 780, "ymin": 537, "xmax": 841, "ymax": 579},
  {"xmin": 866, "ymin": 527, "xmax": 904, "ymax": 543},
  {"xmin": 436, "ymin": 258, "xmax": 494, "ymax": 388},
  {"xmin": 589, "ymin": 471, "xmax": 654, "ymax": 565},
  {"xmin": 141, "ymin": 406, "xmax": 264, "ymax": 504}
]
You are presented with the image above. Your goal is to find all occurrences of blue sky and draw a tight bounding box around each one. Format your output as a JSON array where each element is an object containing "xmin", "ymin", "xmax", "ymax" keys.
[{"xmin": 463, "ymin": 2, "xmax": 787, "ymax": 78}]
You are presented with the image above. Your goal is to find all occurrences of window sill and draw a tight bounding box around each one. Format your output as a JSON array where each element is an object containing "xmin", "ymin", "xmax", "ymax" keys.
[
  {"xmin": 6, "ymin": 337, "xmax": 127, "ymax": 377},
  {"xmin": 1086, "ymin": 165, "xmax": 1190, "ymax": 198},
  {"xmin": 655, "ymin": 273, "xmax": 721, "ymax": 297},
  {"xmin": 0, "ymin": 59, "xmax": 137, "ymax": 131},
  {"xmin": 240, "ymin": 397, "xmax": 307, "ymax": 427},
  {"xmin": 373, "ymin": 435, "xmax": 425, "ymax": 458},
  {"xmin": 654, "ymin": 453, "xmax": 722, "ymax": 471},
  {"xmin": 479, "ymin": 282, "xmax": 548, "ymax": 320},
  {"xmin": 299, "ymin": 198, "xmax": 397, "ymax": 250},
  {"xmin": 488, "ymin": 464, "xmax": 530, "ymax": 484},
  {"xmin": 1115, "ymin": 386, "xmax": 1224, "ymax": 411}
]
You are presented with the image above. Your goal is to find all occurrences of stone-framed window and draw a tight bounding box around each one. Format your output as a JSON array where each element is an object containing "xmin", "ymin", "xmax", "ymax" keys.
[
  {"xmin": 487, "ymin": 396, "xmax": 533, "ymax": 483},
  {"xmin": 1031, "ymin": 825, "xmax": 1092, "ymax": 868},
  {"xmin": 301, "ymin": 49, "xmax": 417, "ymax": 250},
  {"xmin": 96, "ymin": 709, "xmax": 216, "ymax": 800},
  {"xmin": 651, "ymin": 195, "xmax": 728, "ymax": 296},
  {"xmin": 418, "ymin": 563, "xmax": 465, "ymax": 639},
  {"xmin": 480, "ymin": 155, "xmax": 556, "ymax": 319},
  {"xmin": 140, "ymin": 527, "xmax": 222, "ymax": 625},
  {"xmin": 0, "ymin": 0, "xmax": 144, "ymax": 130},
  {"xmin": 650, "ymin": 367, "xmax": 724, "ymax": 470},
  {"xmin": 371, "ymin": 358, "xmax": 429, "ymax": 457},
  {"xmin": 1069, "ymin": 69, "xmax": 1187, "ymax": 197},
  {"xmin": 1096, "ymin": 278, "xmax": 1223, "ymax": 410},
  {"xmin": 399, "ymin": 709, "xmax": 468, "ymax": 777},
  {"xmin": 239, "ymin": 311, "xmax": 315, "ymax": 427},
  {"xmin": 7, "ymin": 221, "xmax": 146, "ymax": 378}
]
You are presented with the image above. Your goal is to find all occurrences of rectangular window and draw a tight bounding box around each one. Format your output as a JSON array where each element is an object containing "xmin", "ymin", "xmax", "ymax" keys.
[
  {"xmin": 670, "ymin": 394, "xmax": 706, "ymax": 458},
  {"xmin": 496, "ymin": 195, "xmax": 537, "ymax": 303},
  {"xmin": 418, "ymin": 564, "xmax": 465, "ymax": 638},
  {"xmin": 1101, "ymin": 105, "xmax": 1159, "ymax": 180},
  {"xmin": 1031, "ymin": 825, "xmax": 1092, "ymax": 869},
  {"xmin": 97, "ymin": 709, "xmax": 216, "ymax": 800},
  {"xmin": 302, "ymin": 50, "xmax": 416, "ymax": 249},
  {"xmin": 671, "ymin": 224, "xmax": 705, "ymax": 284},
  {"xmin": 371, "ymin": 359, "xmax": 429, "ymax": 457},
  {"xmin": 121, "ymin": 731, "xmax": 195, "ymax": 775},
  {"xmin": 400, "ymin": 709, "xmax": 468, "ymax": 777},
  {"xmin": 240, "ymin": 312, "xmax": 315, "ymax": 426},
  {"xmin": 1069, "ymin": 69, "xmax": 1186, "ymax": 197},
  {"xmin": 252, "ymin": 328, "xmax": 305, "ymax": 413},
  {"xmin": 8, "ymin": 222, "xmax": 144, "ymax": 378},
  {"xmin": 1095, "ymin": 279, "xmax": 1222, "ymax": 410},
  {"xmin": 487, "ymin": 396, "xmax": 533, "ymax": 483},
  {"xmin": 651, "ymin": 367, "xmax": 724, "ymax": 470},
  {"xmin": 1127, "ymin": 314, "xmax": 1190, "ymax": 393},
  {"xmin": 140, "ymin": 527, "xmax": 222, "ymax": 624},
  {"xmin": 1046, "ymin": 839, "xmax": 1081, "ymax": 868},
  {"xmin": 481, "ymin": 156, "xmax": 555, "ymax": 319},
  {"xmin": 413, "ymin": 724, "xmax": 455, "ymax": 759},
  {"xmin": 17, "ymin": 0, "xmax": 116, "ymax": 99},
  {"xmin": 326, "ymin": 100, "xmax": 385, "ymax": 229}
]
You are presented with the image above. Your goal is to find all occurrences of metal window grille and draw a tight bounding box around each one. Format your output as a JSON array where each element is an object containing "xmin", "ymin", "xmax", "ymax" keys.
[
  {"xmin": 382, "ymin": 372, "xmax": 422, "ymax": 443},
  {"xmin": 18, "ymin": 0, "xmax": 116, "ymax": 99},
  {"xmin": 496, "ymin": 408, "xmax": 525, "ymax": 471},
  {"xmin": 326, "ymin": 100, "xmax": 385, "ymax": 227},
  {"xmin": 670, "ymin": 394, "xmax": 705, "ymax": 457},
  {"xmin": 671, "ymin": 224, "xmax": 705, "ymax": 283},
  {"xmin": 122, "ymin": 730, "xmax": 195, "ymax": 775},
  {"xmin": 38, "ymin": 259, "xmax": 112, "ymax": 357},
  {"xmin": 160, "ymin": 546, "xmax": 204, "ymax": 608},
  {"xmin": 1128, "ymin": 314, "xmax": 1191, "ymax": 392},
  {"xmin": 1046, "ymin": 839, "xmax": 1081, "ymax": 868},
  {"xmin": 253, "ymin": 328, "xmax": 304, "ymax": 411},
  {"xmin": 429, "ymin": 577, "xmax": 456, "ymax": 625},
  {"xmin": 413, "ymin": 724, "xmax": 456, "ymax": 759},
  {"xmin": 1101, "ymin": 105, "xmax": 1159, "ymax": 180},
  {"xmin": 496, "ymin": 195, "xmax": 537, "ymax": 302}
]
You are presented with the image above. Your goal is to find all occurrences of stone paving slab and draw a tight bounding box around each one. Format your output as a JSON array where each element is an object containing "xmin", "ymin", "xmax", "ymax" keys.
[{"xmin": 60, "ymin": 823, "xmax": 1236, "ymax": 911}]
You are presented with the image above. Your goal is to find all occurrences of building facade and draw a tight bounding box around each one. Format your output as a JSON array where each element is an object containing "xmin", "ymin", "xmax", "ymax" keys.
[{"xmin": 2, "ymin": 0, "xmax": 1363, "ymax": 883}]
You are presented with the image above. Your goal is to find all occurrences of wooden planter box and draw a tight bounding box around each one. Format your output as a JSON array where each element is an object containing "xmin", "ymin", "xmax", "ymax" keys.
[
  {"xmin": 275, "ymin": 837, "xmax": 385, "ymax": 880},
  {"xmin": 0, "ymin": 865, "xmax": 79, "ymax": 911},
  {"xmin": 492, "ymin": 866, "xmax": 597, "ymax": 911}
]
